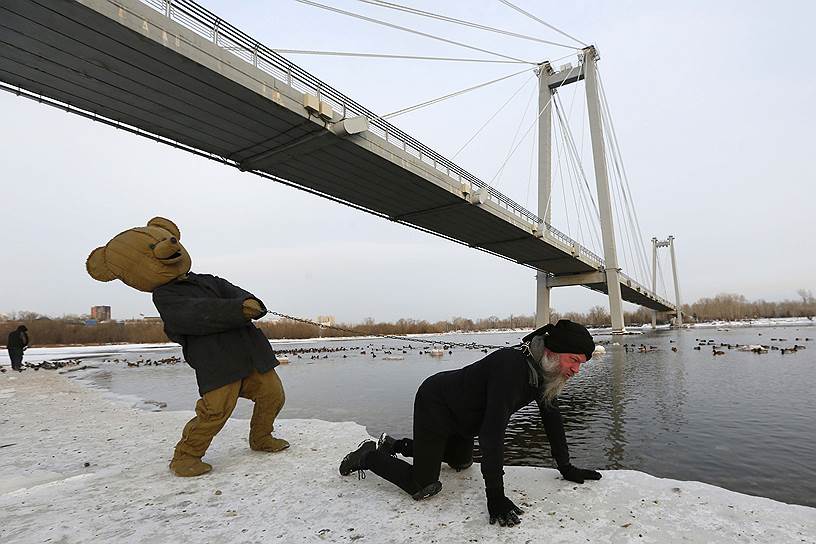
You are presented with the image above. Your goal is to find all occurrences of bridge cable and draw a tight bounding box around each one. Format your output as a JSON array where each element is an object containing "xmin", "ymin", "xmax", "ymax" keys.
[
  {"xmin": 561, "ymin": 125, "xmax": 588, "ymax": 247},
  {"xmin": 353, "ymin": 0, "xmax": 581, "ymax": 50},
  {"xmin": 381, "ymin": 67, "xmax": 530, "ymax": 119},
  {"xmin": 600, "ymin": 92, "xmax": 648, "ymax": 283},
  {"xmin": 655, "ymin": 250, "xmax": 669, "ymax": 299},
  {"xmin": 606, "ymin": 136, "xmax": 637, "ymax": 282},
  {"xmin": 554, "ymin": 128, "xmax": 573, "ymax": 238},
  {"xmin": 595, "ymin": 103, "xmax": 636, "ymax": 280},
  {"xmin": 487, "ymin": 64, "xmax": 579, "ymax": 186},
  {"xmin": 492, "ymin": 80, "xmax": 538, "ymax": 188},
  {"xmin": 496, "ymin": 0, "xmax": 588, "ymax": 47},
  {"xmin": 524, "ymin": 113, "xmax": 537, "ymax": 210},
  {"xmin": 597, "ymin": 67, "xmax": 653, "ymax": 282},
  {"xmin": 553, "ymin": 105, "xmax": 585, "ymax": 245},
  {"xmin": 265, "ymin": 311, "xmax": 509, "ymax": 349},
  {"xmin": 551, "ymin": 88, "xmax": 604, "ymax": 253},
  {"xmin": 452, "ymin": 74, "xmax": 535, "ymax": 159},
  {"xmin": 273, "ymin": 49, "xmax": 529, "ymax": 64},
  {"xmin": 555, "ymin": 102, "xmax": 598, "ymax": 254},
  {"xmin": 292, "ymin": 0, "xmax": 535, "ymax": 64},
  {"xmin": 560, "ymin": 61, "xmax": 603, "ymax": 253},
  {"xmin": 551, "ymin": 76, "xmax": 599, "ymax": 213}
]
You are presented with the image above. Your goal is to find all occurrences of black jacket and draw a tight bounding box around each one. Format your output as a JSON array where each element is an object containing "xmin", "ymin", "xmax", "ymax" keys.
[
  {"xmin": 152, "ymin": 273, "xmax": 278, "ymax": 395},
  {"xmin": 7, "ymin": 329, "xmax": 29, "ymax": 350},
  {"xmin": 416, "ymin": 347, "xmax": 570, "ymax": 490}
]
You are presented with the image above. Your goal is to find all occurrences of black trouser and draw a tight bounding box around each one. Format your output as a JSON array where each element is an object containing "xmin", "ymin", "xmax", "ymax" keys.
[
  {"xmin": 8, "ymin": 348, "xmax": 23, "ymax": 371},
  {"xmin": 367, "ymin": 385, "xmax": 474, "ymax": 496}
]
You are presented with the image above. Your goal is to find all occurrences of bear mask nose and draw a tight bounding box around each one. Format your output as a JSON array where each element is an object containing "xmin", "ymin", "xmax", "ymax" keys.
[{"xmin": 153, "ymin": 238, "xmax": 181, "ymax": 260}]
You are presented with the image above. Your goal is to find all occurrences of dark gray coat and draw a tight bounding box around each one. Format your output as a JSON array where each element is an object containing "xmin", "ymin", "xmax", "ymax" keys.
[{"xmin": 152, "ymin": 273, "xmax": 278, "ymax": 395}]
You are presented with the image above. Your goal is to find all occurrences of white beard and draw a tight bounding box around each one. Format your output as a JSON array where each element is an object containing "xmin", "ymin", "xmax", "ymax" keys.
[{"xmin": 540, "ymin": 351, "xmax": 569, "ymax": 405}]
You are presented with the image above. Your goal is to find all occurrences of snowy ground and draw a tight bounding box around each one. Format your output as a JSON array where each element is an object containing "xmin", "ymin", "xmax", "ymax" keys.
[{"xmin": 0, "ymin": 372, "xmax": 814, "ymax": 544}]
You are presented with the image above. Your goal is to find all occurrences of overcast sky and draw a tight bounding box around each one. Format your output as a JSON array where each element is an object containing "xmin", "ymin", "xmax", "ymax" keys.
[{"xmin": 1, "ymin": 0, "xmax": 814, "ymax": 323}]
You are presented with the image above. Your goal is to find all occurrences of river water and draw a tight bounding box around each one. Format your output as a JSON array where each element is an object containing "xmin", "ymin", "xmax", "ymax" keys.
[{"xmin": 57, "ymin": 324, "xmax": 815, "ymax": 507}]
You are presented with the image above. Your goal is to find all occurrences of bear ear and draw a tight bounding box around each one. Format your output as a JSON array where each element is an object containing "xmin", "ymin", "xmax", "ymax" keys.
[
  {"xmin": 147, "ymin": 217, "xmax": 181, "ymax": 240},
  {"xmin": 86, "ymin": 247, "xmax": 116, "ymax": 282}
]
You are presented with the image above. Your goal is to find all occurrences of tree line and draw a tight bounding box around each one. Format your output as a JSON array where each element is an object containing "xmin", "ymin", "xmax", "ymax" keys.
[{"xmin": 2, "ymin": 290, "xmax": 813, "ymax": 347}]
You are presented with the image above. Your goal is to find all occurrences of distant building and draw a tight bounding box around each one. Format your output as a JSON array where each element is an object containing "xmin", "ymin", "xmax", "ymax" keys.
[
  {"xmin": 91, "ymin": 305, "xmax": 111, "ymax": 322},
  {"xmin": 316, "ymin": 315, "xmax": 336, "ymax": 327}
]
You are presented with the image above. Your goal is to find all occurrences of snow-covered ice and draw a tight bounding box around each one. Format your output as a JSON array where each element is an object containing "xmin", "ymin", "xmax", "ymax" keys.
[{"xmin": 0, "ymin": 371, "xmax": 813, "ymax": 543}]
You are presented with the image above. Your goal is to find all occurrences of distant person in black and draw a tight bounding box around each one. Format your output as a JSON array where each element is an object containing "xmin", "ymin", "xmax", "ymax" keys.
[
  {"xmin": 339, "ymin": 319, "xmax": 602, "ymax": 528},
  {"xmin": 7, "ymin": 325, "xmax": 29, "ymax": 371}
]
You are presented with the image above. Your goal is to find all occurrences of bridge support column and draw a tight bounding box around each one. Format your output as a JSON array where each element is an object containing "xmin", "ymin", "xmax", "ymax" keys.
[
  {"xmin": 583, "ymin": 46, "xmax": 625, "ymax": 334},
  {"xmin": 537, "ymin": 62, "xmax": 554, "ymax": 225},
  {"xmin": 534, "ymin": 62, "xmax": 555, "ymax": 329},
  {"xmin": 535, "ymin": 272, "xmax": 551, "ymax": 327},
  {"xmin": 651, "ymin": 237, "xmax": 658, "ymax": 329},
  {"xmin": 669, "ymin": 236, "xmax": 682, "ymax": 325}
]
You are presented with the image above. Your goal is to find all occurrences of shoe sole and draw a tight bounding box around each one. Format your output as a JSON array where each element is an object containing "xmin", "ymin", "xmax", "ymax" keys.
[
  {"xmin": 339, "ymin": 441, "xmax": 375, "ymax": 476},
  {"xmin": 412, "ymin": 481, "xmax": 442, "ymax": 501}
]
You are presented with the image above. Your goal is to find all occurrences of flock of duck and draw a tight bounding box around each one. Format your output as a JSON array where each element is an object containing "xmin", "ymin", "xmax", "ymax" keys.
[
  {"xmin": 617, "ymin": 335, "xmax": 812, "ymax": 357},
  {"xmin": 696, "ymin": 335, "xmax": 811, "ymax": 356},
  {"xmin": 3, "ymin": 333, "xmax": 811, "ymax": 372},
  {"xmin": 1, "ymin": 358, "xmax": 88, "ymax": 372},
  {"xmin": 272, "ymin": 341, "xmax": 502, "ymax": 363}
]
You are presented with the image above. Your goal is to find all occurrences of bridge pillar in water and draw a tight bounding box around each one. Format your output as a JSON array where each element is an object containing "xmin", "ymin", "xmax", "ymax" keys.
[
  {"xmin": 535, "ymin": 62, "xmax": 555, "ymax": 327},
  {"xmin": 535, "ymin": 272, "xmax": 551, "ymax": 327},
  {"xmin": 583, "ymin": 46, "xmax": 626, "ymax": 334},
  {"xmin": 651, "ymin": 237, "xmax": 658, "ymax": 328},
  {"xmin": 669, "ymin": 236, "xmax": 683, "ymax": 325},
  {"xmin": 651, "ymin": 236, "xmax": 683, "ymax": 326}
]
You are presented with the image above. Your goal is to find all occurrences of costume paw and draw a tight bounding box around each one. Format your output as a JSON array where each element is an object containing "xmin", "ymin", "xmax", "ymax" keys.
[
  {"xmin": 250, "ymin": 436, "xmax": 290, "ymax": 452},
  {"xmin": 169, "ymin": 456, "xmax": 212, "ymax": 477}
]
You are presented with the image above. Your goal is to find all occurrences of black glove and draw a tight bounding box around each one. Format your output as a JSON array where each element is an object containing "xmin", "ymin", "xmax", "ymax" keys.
[
  {"xmin": 559, "ymin": 463, "xmax": 602, "ymax": 484},
  {"xmin": 485, "ymin": 487, "xmax": 523, "ymax": 527}
]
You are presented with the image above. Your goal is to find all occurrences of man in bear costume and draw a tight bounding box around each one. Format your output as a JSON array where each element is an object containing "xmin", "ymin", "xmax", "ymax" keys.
[{"xmin": 86, "ymin": 217, "xmax": 288, "ymax": 477}]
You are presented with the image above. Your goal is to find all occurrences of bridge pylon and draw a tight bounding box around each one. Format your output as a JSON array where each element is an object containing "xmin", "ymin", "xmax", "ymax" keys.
[
  {"xmin": 534, "ymin": 46, "xmax": 627, "ymax": 333},
  {"xmin": 651, "ymin": 236, "xmax": 683, "ymax": 327}
]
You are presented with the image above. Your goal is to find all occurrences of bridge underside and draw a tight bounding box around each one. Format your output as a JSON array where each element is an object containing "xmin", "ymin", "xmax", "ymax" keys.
[{"xmin": 0, "ymin": 0, "xmax": 674, "ymax": 313}]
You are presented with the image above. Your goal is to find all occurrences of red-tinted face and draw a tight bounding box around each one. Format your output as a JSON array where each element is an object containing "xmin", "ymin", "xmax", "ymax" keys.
[{"xmin": 557, "ymin": 352, "xmax": 588, "ymax": 379}]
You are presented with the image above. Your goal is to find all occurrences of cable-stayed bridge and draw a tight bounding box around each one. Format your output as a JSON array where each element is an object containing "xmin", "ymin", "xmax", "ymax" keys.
[{"xmin": 0, "ymin": 0, "xmax": 680, "ymax": 332}]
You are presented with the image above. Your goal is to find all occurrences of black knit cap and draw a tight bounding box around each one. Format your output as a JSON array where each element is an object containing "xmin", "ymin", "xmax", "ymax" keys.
[{"xmin": 522, "ymin": 319, "xmax": 595, "ymax": 361}]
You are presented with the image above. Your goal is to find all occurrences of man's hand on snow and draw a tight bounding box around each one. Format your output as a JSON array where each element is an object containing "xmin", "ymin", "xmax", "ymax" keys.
[
  {"xmin": 559, "ymin": 463, "xmax": 602, "ymax": 484},
  {"xmin": 486, "ymin": 487, "xmax": 523, "ymax": 527}
]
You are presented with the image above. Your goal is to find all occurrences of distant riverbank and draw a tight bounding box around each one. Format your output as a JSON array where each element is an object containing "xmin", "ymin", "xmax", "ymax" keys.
[{"xmin": 2, "ymin": 316, "xmax": 812, "ymax": 350}]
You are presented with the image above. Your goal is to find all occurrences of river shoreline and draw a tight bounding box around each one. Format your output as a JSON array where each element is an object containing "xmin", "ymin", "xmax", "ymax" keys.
[{"xmin": 1, "ymin": 367, "xmax": 814, "ymax": 543}]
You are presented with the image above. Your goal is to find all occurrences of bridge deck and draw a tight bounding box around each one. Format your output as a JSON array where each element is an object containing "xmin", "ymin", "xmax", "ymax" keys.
[{"xmin": 0, "ymin": 0, "xmax": 675, "ymax": 313}]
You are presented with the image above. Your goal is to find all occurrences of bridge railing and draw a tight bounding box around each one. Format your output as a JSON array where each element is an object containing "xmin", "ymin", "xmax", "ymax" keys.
[
  {"xmin": 618, "ymin": 272, "xmax": 675, "ymax": 309},
  {"xmin": 137, "ymin": 0, "xmax": 611, "ymax": 269}
]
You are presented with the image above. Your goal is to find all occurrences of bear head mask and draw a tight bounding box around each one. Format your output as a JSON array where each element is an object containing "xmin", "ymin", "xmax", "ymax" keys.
[{"xmin": 86, "ymin": 217, "xmax": 192, "ymax": 292}]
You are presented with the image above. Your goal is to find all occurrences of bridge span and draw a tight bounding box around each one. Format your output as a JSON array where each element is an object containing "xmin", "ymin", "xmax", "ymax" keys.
[{"xmin": 0, "ymin": 0, "xmax": 676, "ymax": 319}]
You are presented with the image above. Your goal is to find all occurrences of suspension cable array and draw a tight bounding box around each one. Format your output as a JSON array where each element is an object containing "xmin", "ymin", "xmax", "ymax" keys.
[
  {"xmin": 292, "ymin": 0, "xmax": 535, "ymax": 64},
  {"xmin": 381, "ymin": 67, "xmax": 530, "ymax": 120},
  {"xmin": 353, "ymin": 0, "xmax": 581, "ymax": 50}
]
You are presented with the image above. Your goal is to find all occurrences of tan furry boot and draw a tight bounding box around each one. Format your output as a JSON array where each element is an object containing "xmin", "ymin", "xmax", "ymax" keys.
[
  {"xmin": 249, "ymin": 436, "xmax": 290, "ymax": 452},
  {"xmin": 169, "ymin": 455, "xmax": 213, "ymax": 477}
]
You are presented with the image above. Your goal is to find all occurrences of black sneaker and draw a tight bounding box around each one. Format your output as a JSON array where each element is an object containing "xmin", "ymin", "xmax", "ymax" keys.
[
  {"xmin": 412, "ymin": 481, "xmax": 442, "ymax": 501},
  {"xmin": 339, "ymin": 440, "xmax": 376, "ymax": 477},
  {"xmin": 377, "ymin": 433, "xmax": 397, "ymax": 457}
]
